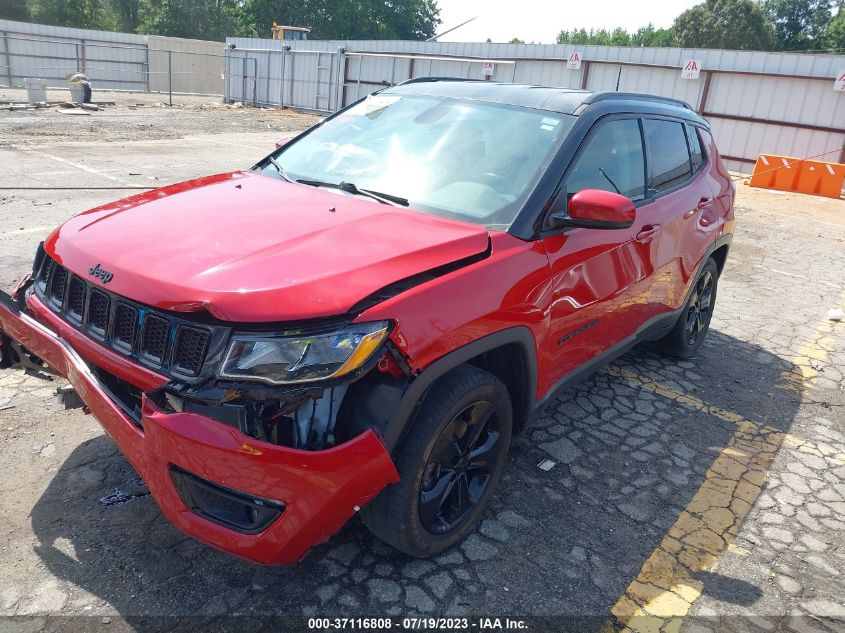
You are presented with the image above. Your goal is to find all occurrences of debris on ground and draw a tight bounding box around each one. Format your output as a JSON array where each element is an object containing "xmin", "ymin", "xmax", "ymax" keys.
[
  {"xmin": 6, "ymin": 100, "xmax": 104, "ymax": 113},
  {"xmin": 98, "ymin": 477, "xmax": 151, "ymax": 508},
  {"xmin": 828, "ymin": 308, "xmax": 844, "ymax": 321}
]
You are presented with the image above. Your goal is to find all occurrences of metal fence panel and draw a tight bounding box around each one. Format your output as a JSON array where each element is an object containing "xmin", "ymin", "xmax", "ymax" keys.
[
  {"xmin": 3, "ymin": 35, "xmax": 147, "ymax": 90},
  {"xmin": 707, "ymin": 73, "xmax": 841, "ymax": 128},
  {"xmin": 226, "ymin": 36, "xmax": 844, "ymax": 172},
  {"xmin": 0, "ymin": 33, "xmax": 229, "ymax": 106}
]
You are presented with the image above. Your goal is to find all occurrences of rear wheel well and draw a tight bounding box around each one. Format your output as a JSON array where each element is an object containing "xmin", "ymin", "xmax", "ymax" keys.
[
  {"xmin": 464, "ymin": 343, "xmax": 531, "ymax": 433},
  {"xmin": 710, "ymin": 244, "xmax": 729, "ymax": 275}
]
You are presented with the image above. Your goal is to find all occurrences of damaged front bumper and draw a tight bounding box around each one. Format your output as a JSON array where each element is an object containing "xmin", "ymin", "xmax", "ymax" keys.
[{"xmin": 0, "ymin": 288, "xmax": 399, "ymax": 565}]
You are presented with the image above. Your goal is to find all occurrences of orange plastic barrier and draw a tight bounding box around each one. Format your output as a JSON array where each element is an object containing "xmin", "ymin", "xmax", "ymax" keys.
[{"xmin": 749, "ymin": 154, "xmax": 845, "ymax": 199}]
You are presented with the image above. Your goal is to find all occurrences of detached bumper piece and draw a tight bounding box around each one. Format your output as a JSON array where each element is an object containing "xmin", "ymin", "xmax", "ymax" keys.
[{"xmin": 0, "ymin": 289, "xmax": 400, "ymax": 565}]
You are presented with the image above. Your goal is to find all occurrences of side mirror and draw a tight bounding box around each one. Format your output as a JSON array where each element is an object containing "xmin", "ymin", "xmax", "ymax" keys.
[
  {"xmin": 547, "ymin": 189, "xmax": 636, "ymax": 230},
  {"xmin": 275, "ymin": 137, "xmax": 294, "ymax": 149}
]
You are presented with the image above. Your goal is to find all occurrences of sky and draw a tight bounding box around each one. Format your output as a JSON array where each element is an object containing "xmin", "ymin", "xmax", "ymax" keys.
[{"xmin": 435, "ymin": 0, "xmax": 701, "ymax": 44}]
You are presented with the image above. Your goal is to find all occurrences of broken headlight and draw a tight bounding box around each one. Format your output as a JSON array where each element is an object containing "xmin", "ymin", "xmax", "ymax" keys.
[{"xmin": 219, "ymin": 321, "xmax": 390, "ymax": 385}]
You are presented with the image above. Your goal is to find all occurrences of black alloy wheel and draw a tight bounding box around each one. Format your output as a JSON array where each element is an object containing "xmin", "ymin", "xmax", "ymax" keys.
[
  {"xmin": 660, "ymin": 257, "xmax": 720, "ymax": 359},
  {"xmin": 419, "ymin": 400, "xmax": 502, "ymax": 534},
  {"xmin": 360, "ymin": 365, "xmax": 512, "ymax": 557},
  {"xmin": 685, "ymin": 267, "xmax": 714, "ymax": 345}
]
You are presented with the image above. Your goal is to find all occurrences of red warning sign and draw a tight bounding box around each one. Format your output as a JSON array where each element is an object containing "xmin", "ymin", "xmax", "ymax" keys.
[
  {"xmin": 680, "ymin": 59, "xmax": 701, "ymax": 80},
  {"xmin": 567, "ymin": 52, "xmax": 582, "ymax": 70}
]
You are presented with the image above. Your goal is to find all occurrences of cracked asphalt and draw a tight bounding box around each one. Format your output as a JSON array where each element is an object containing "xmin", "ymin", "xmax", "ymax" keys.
[{"xmin": 1, "ymin": 105, "xmax": 844, "ymax": 633}]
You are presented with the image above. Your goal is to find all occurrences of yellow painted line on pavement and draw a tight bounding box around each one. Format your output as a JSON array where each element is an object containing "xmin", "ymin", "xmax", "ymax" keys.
[
  {"xmin": 606, "ymin": 367, "xmax": 845, "ymax": 468},
  {"xmin": 603, "ymin": 304, "xmax": 845, "ymax": 633},
  {"xmin": 778, "ymin": 297, "xmax": 845, "ymax": 393}
]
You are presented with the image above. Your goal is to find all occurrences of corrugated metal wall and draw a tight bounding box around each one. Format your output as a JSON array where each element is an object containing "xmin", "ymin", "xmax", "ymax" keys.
[
  {"xmin": 0, "ymin": 19, "xmax": 148, "ymax": 90},
  {"xmin": 227, "ymin": 37, "xmax": 845, "ymax": 172},
  {"xmin": 0, "ymin": 19, "xmax": 225, "ymax": 96}
]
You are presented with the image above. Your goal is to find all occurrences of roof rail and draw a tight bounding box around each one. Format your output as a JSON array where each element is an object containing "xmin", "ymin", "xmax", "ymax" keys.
[
  {"xmin": 395, "ymin": 76, "xmax": 486, "ymax": 86},
  {"xmin": 583, "ymin": 92, "xmax": 694, "ymax": 111}
]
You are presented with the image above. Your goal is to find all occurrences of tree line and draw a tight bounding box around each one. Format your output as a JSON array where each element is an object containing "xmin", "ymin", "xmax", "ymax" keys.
[
  {"xmin": 556, "ymin": 0, "xmax": 845, "ymax": 52},
  {"xmin": 0, "ymin": 0, "xmax": 441, "ymax": 42},
  {"xmin": 1, "ymin": 0, "xmax": 842, "ymax": 52}
]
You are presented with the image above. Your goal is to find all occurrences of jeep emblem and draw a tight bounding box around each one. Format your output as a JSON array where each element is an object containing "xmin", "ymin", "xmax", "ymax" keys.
[{"xmin": 88, "ymin": 263, "xmax": 114, "ymax": 284}]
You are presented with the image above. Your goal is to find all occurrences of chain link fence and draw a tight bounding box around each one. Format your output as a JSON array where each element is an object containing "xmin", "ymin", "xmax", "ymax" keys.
[{"xmin": 0, "ymin": 34, "xmax": 244, "ymax": 108}]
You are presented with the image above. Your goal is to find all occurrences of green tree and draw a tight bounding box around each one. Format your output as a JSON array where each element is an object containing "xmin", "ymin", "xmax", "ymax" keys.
[
  {"xmin": 609, "ymin": 27, "xmax": 631, "ymax": 46},
  {"xmin": 557, "ymin": 24, "xmax": 674, "ymax": 47},
  {"xmin": 137, "ymin": 0, "xmax": 240, "ymax": 41},
  {"xmin": 109, "ymin": 0, "xmax": 141, "ymax": 33},
  {"xmin": 631, "ymin": 23, "xmax": 676, "ymax": 47},
  {"xmin": 241, "ymin": 0, "xmax": 439, "ymax": 40},
  {"xmin": 673, "ymin": 0, "xmax": 777, "ymax": 50},
  {"xmin": 821, "ymin": 9, "xmax": 845, "ymax": 49},
  {"xmin": 509, "ymin": 37, "xmax": 525, "ymax": 44},
  {"xmin": 0, "ymin": 0, "xmax": 32, "ymax": 21},
  {"xmin": 30, "ymin": 0, "xmax": 117, "ymax": 29},
  {"xmin": 763, "ymin": 0, "xmax": 834, "ymax": 50}
]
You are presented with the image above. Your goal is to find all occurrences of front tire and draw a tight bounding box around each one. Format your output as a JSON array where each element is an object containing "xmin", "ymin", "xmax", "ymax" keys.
[
  {"xmin": 361, "ymin": 365, "xmax": 512, "ymax": 557},
  {"xmin": 660, "ymin": 257, "xmax": 719, "ymax": 359}
]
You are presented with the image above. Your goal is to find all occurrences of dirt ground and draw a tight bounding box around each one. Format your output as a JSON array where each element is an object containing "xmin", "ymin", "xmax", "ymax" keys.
[
  {"xmin": 0, "ymin": 104, "xmax": 844, "ymax": 633},
  {"xmin": 1, "ymin": 94, "xmax": 321, "ymax": 145}
]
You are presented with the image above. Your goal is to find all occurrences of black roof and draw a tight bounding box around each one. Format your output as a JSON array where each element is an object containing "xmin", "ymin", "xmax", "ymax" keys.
[{"xmin": 386, "ymin": 78, "xmax": 706, "ymax": 126}]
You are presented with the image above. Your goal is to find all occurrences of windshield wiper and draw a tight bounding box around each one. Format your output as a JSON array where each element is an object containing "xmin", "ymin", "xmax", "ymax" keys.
[
  {"xmin": 598, "ymin": 168, "xmax": 622, "ymax": 195},
  {"xmin": 267, "ymin": 156, "xmax": 292, "ymax": 182},
  {"xmin": 297, "ymin": 179, "xmax": 409, "ymax": 207}
]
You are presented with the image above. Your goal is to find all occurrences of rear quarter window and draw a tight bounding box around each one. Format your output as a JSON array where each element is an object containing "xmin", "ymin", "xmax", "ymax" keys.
[
  {"xmin": 644, "ymin": 119, "xmax": 692, "ymax": 193},
  {"xmin": 688, "ymin": 125, "xmax": 706, "ymax": 172}
]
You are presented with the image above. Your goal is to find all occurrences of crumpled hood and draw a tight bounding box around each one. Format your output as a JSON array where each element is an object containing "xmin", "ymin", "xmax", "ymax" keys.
[{"xmin": 45, "ymin": 172, "xmax": 490, "ymax": 322}]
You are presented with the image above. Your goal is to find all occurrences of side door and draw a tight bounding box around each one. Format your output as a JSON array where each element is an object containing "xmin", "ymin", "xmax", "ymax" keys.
[
  {"xmin": 640, "ymin": 117, "xmax": 717, "ymax": 314},
  {"xmin": 539, "ymin": 116, "xmax": 654, "ymax": 385}
]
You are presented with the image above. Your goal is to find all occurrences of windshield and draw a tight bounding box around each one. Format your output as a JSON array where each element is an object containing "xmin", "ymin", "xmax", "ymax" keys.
[{"xmin": 259, "ymin": 94, "xmax": 576, "ymax": 228}]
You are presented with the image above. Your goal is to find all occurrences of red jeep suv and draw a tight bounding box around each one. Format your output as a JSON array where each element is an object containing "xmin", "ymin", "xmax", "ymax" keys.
[{"xmin": 0, "ymin": 80, "xmax": 734, "ymax": 564}]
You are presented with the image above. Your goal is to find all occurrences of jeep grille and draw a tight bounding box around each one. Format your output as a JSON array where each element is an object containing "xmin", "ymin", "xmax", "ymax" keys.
[{"xmin": 33, "ymin": 252, "xmax": 214, "ymax": 378}]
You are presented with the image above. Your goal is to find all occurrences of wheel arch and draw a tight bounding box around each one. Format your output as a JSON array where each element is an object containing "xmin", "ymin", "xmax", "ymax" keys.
[
  {"xmin": 382, "ymin": 326, "xmax": 538, "ymax": 453},
  {"xmin": 710, "ymin": 243, "xmax": 730, "ymax": 276}
]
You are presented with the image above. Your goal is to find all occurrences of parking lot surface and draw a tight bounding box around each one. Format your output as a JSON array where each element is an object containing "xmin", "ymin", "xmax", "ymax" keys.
[{"xmin": 1, "ymin": 106, "xmax": 844, "ymax": 632}]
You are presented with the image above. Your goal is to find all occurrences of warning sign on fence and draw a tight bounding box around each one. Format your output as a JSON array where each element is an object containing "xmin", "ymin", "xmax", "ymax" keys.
[
  {"xmin": 680, "ymin": 59, "xmax": 701, "ymax": 79},
  {"xmin": 482, "ymin": 62, "xmax": 495, "ymax": 77},
  {"xmin": 567, "ymin": 52, "xmax": 582, "ymax": 70},
  {"xmin": 835, "ymin": 69, "xmax": 845, "ymax": 92}
]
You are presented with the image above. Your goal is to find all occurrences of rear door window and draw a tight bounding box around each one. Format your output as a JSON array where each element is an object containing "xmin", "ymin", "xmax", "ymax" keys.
[
  {"xmin": 644, "ymin": 119, "xmax": 692, "ymax": 193},
  {"xmin": 565, "ymin": 118, "xmax": 646, "ymax": 201}
]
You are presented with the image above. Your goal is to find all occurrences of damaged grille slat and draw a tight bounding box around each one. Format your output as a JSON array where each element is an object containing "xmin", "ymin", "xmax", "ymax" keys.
[{"xmin": 32, "ymin": 254, "xmax": 216, "ymax": 379}]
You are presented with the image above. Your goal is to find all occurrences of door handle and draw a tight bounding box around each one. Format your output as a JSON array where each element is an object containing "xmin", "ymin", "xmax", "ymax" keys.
[
  {"xmin": 636, "ymin": 224, "xmax": 661, "ymax": 242},
  {"xmin": 685, "ymin": 198, "xmax": 713, "ymax": 219}
]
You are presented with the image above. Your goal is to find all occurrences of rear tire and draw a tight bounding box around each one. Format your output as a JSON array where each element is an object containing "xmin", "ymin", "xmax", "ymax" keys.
[
  {"xmin": 660, "ymin": 258, "xmax": 719, "ymax": 359},
  {"xmin": 361, "ymin": 365, "xmax": 512, "ymax": 557}
]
